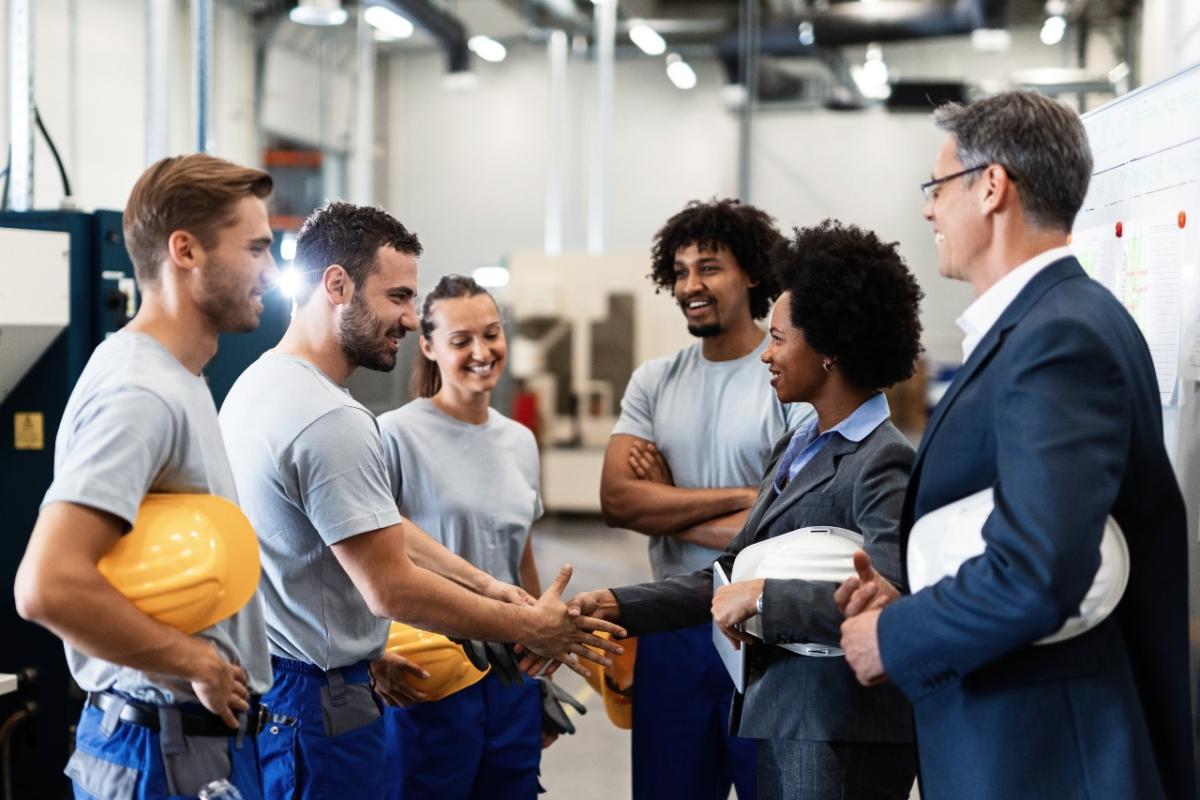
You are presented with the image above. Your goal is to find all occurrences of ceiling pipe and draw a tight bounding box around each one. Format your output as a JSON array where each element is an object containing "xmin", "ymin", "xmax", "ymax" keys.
[{"xmin": 369, "ymin": 0, "xmax": 470, "ymax": 73}]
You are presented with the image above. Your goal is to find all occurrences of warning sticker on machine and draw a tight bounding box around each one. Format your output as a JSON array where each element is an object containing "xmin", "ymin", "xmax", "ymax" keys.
[{"xmin": 14, "ymin": 412, "xmax": 44, "ymax": 450}]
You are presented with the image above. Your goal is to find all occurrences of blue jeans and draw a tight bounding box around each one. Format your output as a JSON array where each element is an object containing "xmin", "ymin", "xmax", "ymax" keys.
[
  {"xmin": 757, "ymin": 738, "xmax": 916, "ymax": 800},
  {"xmin": 632, "ymin": 625, "xmax": 759, "ymax": 800},
  {"xmin": 257, "ymin": 657, "xmax": 384, "ymax": 800},
  {"xmin": 383, "ymin": 672, "xmax": 542, "ymax": 800},
  {"xmin": 67, "ymin": 701, "xmax": 261, "ymax": 800}
]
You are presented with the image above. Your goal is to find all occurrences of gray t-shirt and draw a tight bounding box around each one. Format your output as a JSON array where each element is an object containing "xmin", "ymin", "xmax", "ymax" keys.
[
  {"xmin": 612, "ymin": 336, "xmax": 814, "ymax": 580},
  {"xmin": 218, "ymin": 353, "xmax": 402, "ymax": 670},
  {"xmin": 378, "ymin": 398, "xmax": 543, "ymax": 588},
  {"xmin": 41, "ymin": 330, "xmax": 272, "ymax": 703}
]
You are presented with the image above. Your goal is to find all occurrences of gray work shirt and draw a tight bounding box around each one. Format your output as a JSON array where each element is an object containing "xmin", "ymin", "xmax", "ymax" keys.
[
  {"xmin": 41, "ymin": 330, "xmax": 272, "ymax": 703},
  {"xmin": 378, "ymin": 398, "xmax": 543, "ymax": 588},
  {"xmin": 219, "ymin": 353, "xmax": 401, "ymax": 670},
  {"xmin": 612, "ymin": 336, "xmax": 814, "ymax": 580}
]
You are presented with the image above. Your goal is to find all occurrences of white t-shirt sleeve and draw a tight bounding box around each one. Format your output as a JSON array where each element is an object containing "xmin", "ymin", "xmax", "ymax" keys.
[
  {"xmin": 289, "ymin": 407, "xmax": 403, "ymax": 545},
  {"xmin": 784, "ymin": 400, "xmax": 817, "ymax": 431},
  {"xmin": 41, "ymin": 386, "xmax": 174, "ymax": 528},
  {"xmin": 611, "ymin": 362, "xmax": 657, "ymax": 440}
]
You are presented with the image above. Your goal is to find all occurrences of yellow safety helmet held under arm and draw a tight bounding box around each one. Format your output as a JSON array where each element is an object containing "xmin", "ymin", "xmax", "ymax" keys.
[
  {"xmin": 385, "ymin": 623, "xmax": 490, "ymax": 701},
  {"xmin": 593, "ymin": 631, "xmax": 637, "ymax": 730},
  {"xmin": 97, "ymin": 494, "xmax": 261, "ymax": 635}
]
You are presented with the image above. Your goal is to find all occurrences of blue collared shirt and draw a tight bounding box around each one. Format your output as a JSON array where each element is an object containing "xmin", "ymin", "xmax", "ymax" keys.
[{"xmin": 773, "ymin": 392, "xmax": 891, "ymax": 492}]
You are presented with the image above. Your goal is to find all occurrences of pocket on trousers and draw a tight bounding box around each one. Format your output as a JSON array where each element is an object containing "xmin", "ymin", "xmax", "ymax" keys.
[
  {"xmin": 320, "ymin": 682, "xmax": 382, "ymax": 737},
  {"xmin": 64, "ymin": 749, "xmax": 139, "ymax": 800},
  {"xmin": 259, "ymin": 717, "xmax": 300, "ymax": 800},
  {"xmin": 162, "ymin": 735, "xmax": 232, "ymax": 797}
]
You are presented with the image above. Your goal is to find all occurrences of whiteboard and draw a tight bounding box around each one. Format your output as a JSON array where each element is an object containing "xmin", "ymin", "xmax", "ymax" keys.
[
  {"xmin": 1074, "ymin": 61, "xmax": 1200, "ymax": 759},
  {"xmin": 1074, "ymin": 62, "xmax": 1200, "ymax": 404}
]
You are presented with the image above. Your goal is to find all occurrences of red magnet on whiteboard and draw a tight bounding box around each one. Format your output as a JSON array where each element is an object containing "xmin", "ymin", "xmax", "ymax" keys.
[
  {"xmin": 1115, "ymin": 221, "xmax": 1123, "ymax": 238},
  {"xmin": 1180, "ymin": 211, "xmax": 1187, "ymax": 229}
]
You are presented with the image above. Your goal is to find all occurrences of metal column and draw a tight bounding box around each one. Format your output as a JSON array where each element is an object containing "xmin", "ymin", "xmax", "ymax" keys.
[
  {"xmin": 191, "ymin": 0, "xmax": 215, "ymax": 153},
  {"xmin": 737, "ymin": 0, "xmax": 759, "ymax": 203},
  {"xmin": 147, "ymin": 0, "xmax": 173, "ymax": 164},
  {"xmin": 587, "ymin": 0, "xmax": 616, "ymax": 256},
  {"xmin": 545, "ymin": 30, "xmax": 568, "ymax": 257},
  {"xmin": 8, "ymin": 0, "xmax": 34, "ymax": 211},
  {"xmin": 352, "ymin": 8, "xmax": 377, "ymax": 204}
]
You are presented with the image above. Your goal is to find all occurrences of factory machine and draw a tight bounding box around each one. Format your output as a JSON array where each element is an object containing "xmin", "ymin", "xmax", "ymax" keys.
[{"xmin": 0, "ymin": 210, "xmax": 290, "ymax": 796}]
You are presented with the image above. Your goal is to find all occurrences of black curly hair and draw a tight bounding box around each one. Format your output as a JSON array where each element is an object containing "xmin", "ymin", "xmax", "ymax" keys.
[
  {"xmin": 650, "ymin": 199, "xmax": 783, "ymax": 320},
  {"xmin": 294, "ymin": 201, "xmax": 423, "ymax": 302},
  {"xmin": 772, "ymin": 220, "xmax": 924, "ymax": 390}
]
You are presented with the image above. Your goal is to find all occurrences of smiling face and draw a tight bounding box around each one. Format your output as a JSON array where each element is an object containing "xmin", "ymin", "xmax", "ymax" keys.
[
  {"xmin": 761, "ymin": 291, "xmax": 828, "ymax": 404},
  {"xmin": 420, "ymin": 292, "xmax": 506, "ymax": 398},
  {"xmin": 923, "ymin": 135, "xmax": 986, "ymax": 284},
  {"xmin": 672, "ymin": 243, "xmax": 756, "ymax": 338},
  {"xmin": 337, "ymin": 246, "xmax": 419, "ymax": 372},
  {"xmin": 193, "ymin": 195, "xmax": 277, "ymax": 333}
]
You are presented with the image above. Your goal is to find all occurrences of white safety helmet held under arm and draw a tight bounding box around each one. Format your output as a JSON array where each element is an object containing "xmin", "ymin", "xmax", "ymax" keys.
[
  {"xmin": 731, "ymin": 526, "xmax": 864, "ymax": 657},
  {"xmin": 906, "ymin": 487, "xmax": 1129, "ymax": 645}
]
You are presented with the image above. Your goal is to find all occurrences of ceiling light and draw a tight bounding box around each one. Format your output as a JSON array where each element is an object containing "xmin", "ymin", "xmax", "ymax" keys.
[
  {"xmin": 276, "ymin": 267, "xmax": 302, "ymax": 299},
  {"xmin": 853, "ymin": 44, "xmax": 891, "ymax": 99},
  {"xmin": 280, "ymin": 233, "xmax": 298, "ymax": 262},
  {"xmin": 473, "ymin": 266, "xmax": 510, "ymax": 288},
  {"xmin": 666, "ymin": 53, "xmax": 697, "ymax": 90},
  {"xmin": 629, "ymin": 20, "xmax": 666, "ymax": 56},
  {"xmin": 468, "ymin": 35, "xmax": 507, "ymax": 63},
  {"xmin": 363, "ymin": 5, "xmax": 413, "ymax": 40},
  {"xmin": 970, "ymin": 28, "xmax": 1011, "ymax": 52},
  {"xmin": 289, "ymin": 0, "xmax": 348, "ymax": 26},
  {"xmin": 1040, "ymin": 15, "xmax": 1066, "ymax": 45},
  {"xmin": 797, "ymin": 21, "xmax": 815, "ymax": 47}
]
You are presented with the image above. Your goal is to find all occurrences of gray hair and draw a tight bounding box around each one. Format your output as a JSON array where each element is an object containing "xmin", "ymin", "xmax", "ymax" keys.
[{"xmin": 933, "ymin": 90, "xmax": 1093, "ymax": 232}]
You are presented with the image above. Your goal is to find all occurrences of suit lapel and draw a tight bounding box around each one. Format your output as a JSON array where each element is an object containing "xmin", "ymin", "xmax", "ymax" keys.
[
  {"xmin": 756, "ymin": 436, "xmax": 859, "ymax": 534},
  {"xmin": 909, "ymin": 257, "xmax": 1086, "ymax": 483}
]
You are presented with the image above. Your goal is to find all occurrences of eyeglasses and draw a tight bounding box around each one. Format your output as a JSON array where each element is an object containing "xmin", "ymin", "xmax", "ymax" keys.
[{"xmin": 920, "ymin": 165, "xmax": 988, "ymax": 202}]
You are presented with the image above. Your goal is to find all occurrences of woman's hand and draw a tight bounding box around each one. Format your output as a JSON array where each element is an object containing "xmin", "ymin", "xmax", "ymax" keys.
[{"xmin": 712, "ymin": 578, "xmax": 764, "ymax": 650}]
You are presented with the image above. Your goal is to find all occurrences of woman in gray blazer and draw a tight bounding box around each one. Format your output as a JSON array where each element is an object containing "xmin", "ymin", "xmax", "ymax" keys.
[{"xmin": 572, "ymin": 220, "xmax": 924, "ymax": 799}]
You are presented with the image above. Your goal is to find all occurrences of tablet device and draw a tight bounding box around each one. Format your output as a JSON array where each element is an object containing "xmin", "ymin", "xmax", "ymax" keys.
[{"xmin": 712, "ymin": 561, "xmax": 747, "ymax": 694}]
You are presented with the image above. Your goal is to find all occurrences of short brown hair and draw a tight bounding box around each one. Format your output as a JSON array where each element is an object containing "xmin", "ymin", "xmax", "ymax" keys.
[{"xmin": 123, "ymin": 154, "xmax": 273, "ymax": 285}]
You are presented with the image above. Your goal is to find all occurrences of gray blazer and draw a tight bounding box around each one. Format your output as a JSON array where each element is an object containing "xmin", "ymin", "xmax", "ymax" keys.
[{"xmin": 613, "ymin": 420, "xmax": 914, "ymax": 743}]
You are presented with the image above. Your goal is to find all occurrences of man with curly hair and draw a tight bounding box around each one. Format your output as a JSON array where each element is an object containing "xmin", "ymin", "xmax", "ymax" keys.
[
  {"xmin": 839, "ymin": 91, "xmax": 1194, "ymax": 799},
  {"xmin": 596, "ymin": 199, "xmax": 813, "ymax": 799}
]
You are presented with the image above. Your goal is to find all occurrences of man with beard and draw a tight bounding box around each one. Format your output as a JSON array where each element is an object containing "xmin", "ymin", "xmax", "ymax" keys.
[
  {"xmin": 218, "ymin": 202, "xmax": 624, "ymax": 799},
  {"xmin": 598, "ymin": 199, "xmax": 813, "ymax": 800},
  {"xmin": 15, "ymin": 154, "xmax": 277, "ymax": 799}
]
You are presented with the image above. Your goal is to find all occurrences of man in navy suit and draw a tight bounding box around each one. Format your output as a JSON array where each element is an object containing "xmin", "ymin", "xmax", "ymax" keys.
[{"xmin": 838, "ymin": 90, "xmax": 1195, "ymax": 799}]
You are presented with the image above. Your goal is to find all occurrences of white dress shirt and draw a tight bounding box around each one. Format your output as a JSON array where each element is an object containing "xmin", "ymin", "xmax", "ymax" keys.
[{"xmin": 956, "ymin": 245, "xmax": 1075, "ymax": 362}]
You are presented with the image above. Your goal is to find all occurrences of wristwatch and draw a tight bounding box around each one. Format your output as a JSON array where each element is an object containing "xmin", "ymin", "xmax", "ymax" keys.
[{"xmin": 755, "ymin": 592, "xmax": 764, "ymax": 615}]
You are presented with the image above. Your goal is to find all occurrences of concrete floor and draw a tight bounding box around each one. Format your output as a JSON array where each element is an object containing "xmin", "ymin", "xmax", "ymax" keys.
[{"xmin": 528, "ymin": 514, "xmax": 919, "ymax": 800}]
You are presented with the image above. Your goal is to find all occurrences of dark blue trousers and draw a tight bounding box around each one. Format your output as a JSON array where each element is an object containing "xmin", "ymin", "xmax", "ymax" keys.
[{"xmin": 632, "ymin": 625, "xmax": 759, "ymax": 800}]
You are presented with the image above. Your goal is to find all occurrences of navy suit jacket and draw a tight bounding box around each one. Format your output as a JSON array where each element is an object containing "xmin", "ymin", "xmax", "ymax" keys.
[{"xmin": 877, "ymin": 257, "xmax": 1195, "ymax": 799}]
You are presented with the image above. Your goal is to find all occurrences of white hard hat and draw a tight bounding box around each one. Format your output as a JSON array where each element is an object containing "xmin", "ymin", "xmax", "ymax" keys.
[
  {"xmin": 731, "ymin": 526, "xmax": 863, "ymax": 656},
  {"xmin": 906, "ymin": 487, "xmax": 1129, "ymax": 645}
]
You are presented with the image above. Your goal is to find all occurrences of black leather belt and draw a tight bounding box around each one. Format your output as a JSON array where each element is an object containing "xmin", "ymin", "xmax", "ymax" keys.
[{"xmin": 88, "ymin": 692, "xmax": 267, "ymax": 737}]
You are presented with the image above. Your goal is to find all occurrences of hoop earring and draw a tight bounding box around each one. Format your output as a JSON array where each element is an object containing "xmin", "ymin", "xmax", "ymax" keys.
[{"xmin": 822, "ymin": 359, "xmax": 834, "ymax": 373}]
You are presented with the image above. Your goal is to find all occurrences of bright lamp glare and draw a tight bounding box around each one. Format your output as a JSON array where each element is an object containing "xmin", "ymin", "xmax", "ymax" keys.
[
  {"xmin": 363, "ymin": 5, "xmax": 413, "ymax": 39},
  {"xmin": 468, "ymin": 35, "xmax": 507, "ymax": 63},
  {"xmin": 629, "ymin": 21, "xmax": 666, "ymax": 56},
  {"xmin": 289, "ymin": 0, "xmax": 348, "ymax": 26},
  {"xmin": 472, "ymin": 266, "xmax": 510, "ymax": 288},
  {"xmin": 277, "ymin": 267, "xmax": 302, "ymax": 299},
  {"xmin": 280, "ymin": 233, "xmax": 298, "ymax": 262},
  {"xmin": 665, "ymin": 54, "xmax": 697, "ymax": 90},
  {"xmin": 1040, "ymin": 16, "xmax": 1066, "ymax": 45}
]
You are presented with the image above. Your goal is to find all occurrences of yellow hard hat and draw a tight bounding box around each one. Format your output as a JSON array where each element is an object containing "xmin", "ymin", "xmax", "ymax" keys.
[
  {"xmin": 97, "ymin": 494, "xmax": 261, "ymax": 635},
  {"xmin": 594, "ymin": 632, "xmax": 636, "ymax": 730},
  {"xmin": 385, "ymin": 623, "xmax": 490, "ymax": 701}
]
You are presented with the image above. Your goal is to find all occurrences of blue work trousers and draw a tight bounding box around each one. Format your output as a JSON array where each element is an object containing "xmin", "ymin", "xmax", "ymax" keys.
[
  {"xmin": 66, "ymin": 701, "xmax": 261, "ymax": 800},
  {"xmin": 632, "ymin": 625, "xmax": 759, "ymax": 800},
  {"xmin": 257, "ymin": 657, "xmax": 385, "ymax": 800},
  {"xmin": 383, "ymin": 672, "xmax": 542, "ymax": 800}
]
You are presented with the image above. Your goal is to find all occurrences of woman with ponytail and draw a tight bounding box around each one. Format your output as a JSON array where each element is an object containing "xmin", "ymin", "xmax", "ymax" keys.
[{"xmin": 377, "ymin": 274, "xmax": 551, "ymax": 800}]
